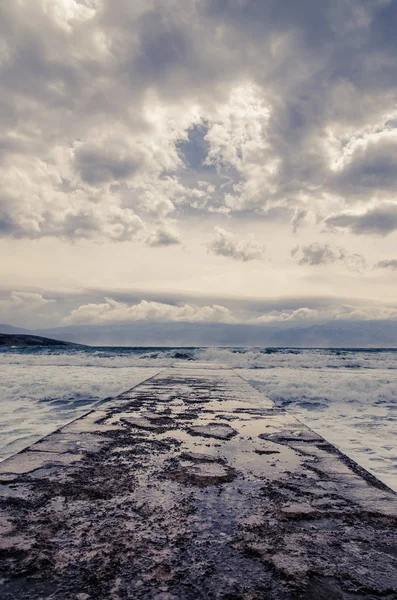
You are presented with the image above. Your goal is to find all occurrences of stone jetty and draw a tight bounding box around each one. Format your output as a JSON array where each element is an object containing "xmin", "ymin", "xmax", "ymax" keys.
[{"xmin": 1, "ymin": 364, "xmax": 397, "ymax": 599}]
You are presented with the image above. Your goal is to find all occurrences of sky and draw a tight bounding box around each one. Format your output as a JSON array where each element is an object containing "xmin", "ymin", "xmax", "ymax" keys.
[{"xmin": 1, "ymin": 0, "xmax": 397, "ymax": 332}]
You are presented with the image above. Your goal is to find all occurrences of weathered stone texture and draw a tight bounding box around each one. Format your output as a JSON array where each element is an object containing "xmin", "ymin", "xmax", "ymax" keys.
[{"xmin": 0, "ymin": 365, "xmax": 396, "ymax": 599}]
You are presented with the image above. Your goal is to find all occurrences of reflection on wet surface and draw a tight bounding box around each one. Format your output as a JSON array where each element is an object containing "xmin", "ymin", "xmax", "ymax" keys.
[{"xmin": 0, "ymin": 366, "xmax": 397, "ymax": 599}]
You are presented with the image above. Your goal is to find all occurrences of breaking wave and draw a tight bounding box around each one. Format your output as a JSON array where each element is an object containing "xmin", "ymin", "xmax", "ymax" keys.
[{"xmin": 2, "ymin": 345, "xmax": 397, "ymax": 369}]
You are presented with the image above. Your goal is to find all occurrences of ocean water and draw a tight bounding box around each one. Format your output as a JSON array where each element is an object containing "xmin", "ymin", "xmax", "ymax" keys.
[{"xmin": 0, "ymin": 346, "xmax": 396, "ymax": 491}]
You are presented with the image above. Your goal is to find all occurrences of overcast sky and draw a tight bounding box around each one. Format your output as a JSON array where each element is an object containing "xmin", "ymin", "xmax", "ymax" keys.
[{"xmin": 1, "ymin": 0, "xmax": 397, "ymax": 330}]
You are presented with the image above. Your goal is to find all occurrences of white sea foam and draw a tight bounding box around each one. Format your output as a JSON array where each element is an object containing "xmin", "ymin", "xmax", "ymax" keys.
[
  {"xmin": 0, "ymin": 363, "xmax": 160, "ymax": 460},
  {"xmin": 194, "ymin": 347, "xmax": 397, "ymax": 370},
  {"xmin": 0, "ymin": 347, "xmax": 396, "ymax": 491},
  {"xmin": 242, "ymin": 368, "xmax": 397, "ymax": 491}
]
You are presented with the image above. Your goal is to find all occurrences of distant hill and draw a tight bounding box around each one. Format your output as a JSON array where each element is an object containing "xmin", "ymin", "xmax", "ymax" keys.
[
  {"xmin": 33, "ymin": 319, "xmax": 397, "ymax": 347},
  {"xmin": 2, "ymin": 320, "xmax": 397, "ymax": 347},
  {"xmin": 0, "ymin": 324, "xmax": 30, "ymax": 335},
  {"xmin": 0, "ymin": 333, "xmax": 83, "ymax": 347}
]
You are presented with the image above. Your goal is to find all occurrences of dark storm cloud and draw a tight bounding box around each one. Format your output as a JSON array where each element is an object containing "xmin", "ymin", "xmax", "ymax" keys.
[
  {"xmin": 134, "ymin": 12, "xmax": 190, "ymax": 81},
  {"xmin": 1, "ymin": 0, "xmax": 397, "ymax": 241},
  {"xmin": 206, "ymin": 0, "xmax": 336, "ymax": 44},
  {"xmin": 333, "ymin": 133, "xmax": 397, "ymax": 195},
  {"xmin": 0, "ymin": 210, "xmax": 15, "ymax": 236},
  {"xmin": 74, "ymin": 144, "xmax": 142, "ymax": 185},
  {"xmin": 291, "ymin": 243, "xmax": 366, "ymax": 271},
  {"xmin": 145, "ymin": 225, "xmax": 181, "ymax": 247},
  {"xmin": 291, "ymin": 244, "xmax": 344, "ymax": 266},
  {"xmin": 291, "ymin": 209, "xmax": 309, "ymax": 233},
  {"xmin": 326, "ymin": 203, "xmax": 397, "ymax": 235},
  {"xmin": 376, "ymin": 258, "xmax": 397, "ymax": 270},
  {"xmin": 202, "ymin": 0, "xmax": 397, "ymax": 221}
]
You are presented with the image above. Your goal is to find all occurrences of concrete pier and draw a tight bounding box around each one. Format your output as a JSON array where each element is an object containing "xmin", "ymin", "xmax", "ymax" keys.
[{"xmin": 1, "ymin": 364, "xmax": 397, "ymax": 599}]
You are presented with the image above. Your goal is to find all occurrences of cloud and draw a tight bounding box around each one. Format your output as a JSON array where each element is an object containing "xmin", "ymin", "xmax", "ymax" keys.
[
  {"xmin": 145, "ymin": 224, "xmax": 181, "ymax": 247},
  {"xmin": 207, "ymin": 227, "xmax": 264, "ymax": 262},
  {"xmin": 333, "ymin": 305, "xmax": 397, "ymax": 322},
  {"xmin": 291, "ymin": 243, "xmax": 366, "ymax": 271},
  {"xmin": 253, "ymin": 304, "xmax": 397, "ymax": 324},
  {"xmin": 6, "ymin": 292, "xmax": 55, "ymax": 309},
  {"xmin": 292, "ymin": 243, "xmax": 344, "ymax": 266},
  {"xmin": 325, "ymin": 203, "xmax": 397, "ymax": 236},
  {"xmin": 61, "ymin": 295, "xmax": 397, "ymax": 328},
  {"xmin": 330, "ymin": 127, "xmax": 397, "ymax": 195},
  {"xmin": 203, "ymin": 84, "xmax": 278, "ymax": 213},
  {"xmin": 4, "ymin": 284, "xmax": 397, "ymax": 330},
  {"xmin": 375, "ymin": 258, "xmax": 397, "ymax": 270},
  {"xmin": 0, "ymin": 292, "xmax": 55, "ymax": 324},
  {"xmin": 64, "ymin": 298, "xmax": 236, "ymax": 325},
  {"xmin": 0, "ymin": 153, "xmax": 145, "ymax": 241},
  {"xmin": 252, "ymin": 307, "xmax": 320, "ymax": 324},
  {"xmin": 291, "ymin": 209, "xmax": 309, "ymax": 233},
  {"xmin": 1, "ymin": 0, "xmax": 397, "ymax": 248},
  {"xmin": 74, "ymin": 140, "xmax": 142, "ymax": 185}
]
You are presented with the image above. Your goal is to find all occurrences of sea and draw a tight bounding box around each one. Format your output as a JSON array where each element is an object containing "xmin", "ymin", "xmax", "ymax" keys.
[{"xmin": 1, "ymin": 346, "xmax": 396, "ymax": 491}]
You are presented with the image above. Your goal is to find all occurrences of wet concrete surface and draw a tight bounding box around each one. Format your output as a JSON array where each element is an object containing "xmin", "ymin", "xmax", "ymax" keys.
[{"xmin": 0, "ymin": 364, "xmax": 396, "ymax": 599}]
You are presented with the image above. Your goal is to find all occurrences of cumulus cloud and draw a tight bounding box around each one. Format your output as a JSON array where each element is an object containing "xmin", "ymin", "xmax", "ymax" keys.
[
  {"xmin": 4, "ymin": 284, "xmax": 397, "ymax": 330},
  {"xmin": 207, "ymin": 227, "xmax": 264, "ymax": 262},
  {"xmin": 252, "ymin": 307, "xmax": 320, "ymax": 324},
  {"xmin": 4, "ymin": 292, "xmax": 55, "ymax": 310},
  {"xmin": 326, "ymin": 203, "xmax": 397, "ymax": 236},
  {"xmin": 291, "ymin": 244, "xmax": 344, "ymax": 266},
  {"xmin": 64, "ymin": 298, "xmax": 236, "ymax": 325},
  {"xmin": 291, "ymin": 243, "xmax": 366, "ymax": 271},
  {"xmin": 252, "ymin": 304, "xmax": 397, "ymax": 324},
  {"xmin": 1, "ymin": 0, "xmax": 397, "ymax": 246},
  {"xmin": 334, "ymin": 305, "xmax": 397, "ymax": 321},
  {"xmin": 145, "ymin": 224, "xmax": 181, "ymax": 247},
  {"xmin": 375, "ymin": 258, "xmax": 397, "ymax": 270},
  {"xmin": 0, "ymin": 292, "xmax": 55, "ymax": 324},
  {"xmin": 203, "ymin": 85, "xmax": 279, "ymax": 213},
  {"xmin": 61, "ymin": 296, "xmax": 397, "ymax": 328},
  {"xmin": 0, "ymin": 152, "xmax": 145, "ymax": 241}
]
